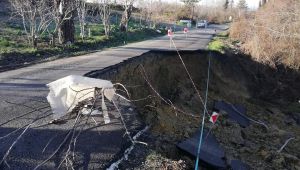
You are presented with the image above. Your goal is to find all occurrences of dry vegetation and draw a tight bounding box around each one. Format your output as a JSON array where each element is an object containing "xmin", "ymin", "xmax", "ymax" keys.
[
  {"xmin": 90, "ymin": 50, "xmax": 300, "ymax": 169},
  {"xmin": 230, "ymin": 0, "xmax": 300, "ymax": 69},
  {"xmin": 194, "ymin": 5, "xmax": 233, "ymax": 23}
]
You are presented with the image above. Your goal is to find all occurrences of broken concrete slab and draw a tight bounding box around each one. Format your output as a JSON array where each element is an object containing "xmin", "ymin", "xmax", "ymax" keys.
[
  {"xmin": 177, "ymin": 130, "xmax": 226, "ymax": 169},
  {"xmin": 214, "ymin": 101, "xmax": 250, "ymax": 127}
]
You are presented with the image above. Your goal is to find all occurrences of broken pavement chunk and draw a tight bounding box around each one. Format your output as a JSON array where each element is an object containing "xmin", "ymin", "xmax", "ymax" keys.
[
  {"xmin": 177, "ymin": 130, "xmax": 226, "ymax": 169},
  {"xmin": 46, "ymin": 75, "xmax": 116, "ymax": 123},
  {"xmin": 214, "ymin": 101, "xmax": 250, "ymax": 127}
]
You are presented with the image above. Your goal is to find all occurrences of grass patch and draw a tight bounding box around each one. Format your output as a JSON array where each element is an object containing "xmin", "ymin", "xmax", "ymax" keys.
[
  {"xmin": 208, "ymin": 31, "xmax": 229, "ymax": 53},
  {"xmin": 0, "ymin": 10, "xmax": 166, "ymax": 71},
  {"xmin": 208, "ymin": 38, "xmax": 225, "ymax": 53},
  {"xmin": 0, "ymin": 26, "xmax": 165, "ymax": 71},
  {"xmin": 217, "ymin": 31, "xmax": 229, "ymax": 38}
]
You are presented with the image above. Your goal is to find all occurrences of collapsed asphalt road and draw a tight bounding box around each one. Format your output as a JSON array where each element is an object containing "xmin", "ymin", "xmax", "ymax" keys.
[
  {"xmin": 87, "ymin": 49, "xmax": 300, "ymax": 169},
  {"xmin": 0, "ymin": 25, "xmax": 228, "ymax": 169}
]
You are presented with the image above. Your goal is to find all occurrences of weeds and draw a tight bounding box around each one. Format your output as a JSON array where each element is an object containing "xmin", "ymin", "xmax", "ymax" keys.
[
  {"xmin": 0, "ymin": 27, "xmax": 164, "ymax": 71},
  {"xmin": 208, "ymin": 39, "xmax": 225, "ymax": 53},
  {"xmin": 230, "ymin": 0, "xmax": 300, "ymax": 69}
]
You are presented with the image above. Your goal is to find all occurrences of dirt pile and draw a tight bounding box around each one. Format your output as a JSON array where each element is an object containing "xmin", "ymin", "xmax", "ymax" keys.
[{"xmin": 87, "ymin": 50, "xmax": 300, "ymax": 169}]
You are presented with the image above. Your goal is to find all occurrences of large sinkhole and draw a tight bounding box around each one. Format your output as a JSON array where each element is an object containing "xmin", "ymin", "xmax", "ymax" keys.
[{"xmin": 86, "ymin": 50, "xmax": 300, "ymax": 169}]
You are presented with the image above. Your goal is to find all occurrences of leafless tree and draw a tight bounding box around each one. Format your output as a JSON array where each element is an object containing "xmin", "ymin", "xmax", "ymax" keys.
[
  {"xmin": 98, "ymin": 0, "xmax": 113, "ymax": 37},
  {"xmin": 138, "ymin": 0, "xmax": 153, "ymax": 27},
  {"xmin": 138, "ymin": 0, "xmax": 171, "ymax": 28},
  {"xmin": 119, "ymin": 0, "xmax": 136, "ymax": 32},
  {"xmin": 9, "ymin": 0, "xmax": 53, "ymax": 48},
  {"xmin": 181, "ymin": 0, "xmax": 200, "ymax": 21},
  {"xmin": 51, "ymin": 0, "xmax": 76, "ymax": 45},
  {"xmin": 76, "ymin": 0, "xmax": 87, "ymax": 40},
  {"xmin": 149, "ymin": 1, "xmax": 164, "ymax": 28},
  {"xmin": 224, "ymin": 0, "xmax": 229, "ymax": 10},
  {"xmin": 230, "ymin": 0, "xmax": 234, "ymax": 9},
  {"xmin": 138, "ymin": 0, "xmax": 158, "ymax": 28}
]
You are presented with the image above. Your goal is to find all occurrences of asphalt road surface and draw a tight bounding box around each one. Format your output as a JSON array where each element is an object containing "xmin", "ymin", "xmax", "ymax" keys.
[{"xmin": 0, "ymin": 25, "xmax": 227, "ymax": 169}]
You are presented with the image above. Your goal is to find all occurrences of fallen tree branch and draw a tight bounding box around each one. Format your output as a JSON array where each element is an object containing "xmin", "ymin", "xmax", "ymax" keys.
[
  {"xmin": 0, "ymin": 124, "xmax": 31, "ymax": 166},
  {"xmin": 0, "ymin": 108, "xmax": 52, "ymax": 167},
  {"xmin": 0, "ymin": 104, "xmax": 49, "ymax": 126},
  {"xmin": 34, "ymin": 113, "xmax": 83, "ymax": 170},
  {"xmin": 112, "ymin": 99, "xmax": 134, "ymax": 143},
  {"xmin": 0, "ymin": 124, "xmax": 28, "ymax": 141},
  {"xmin": 57, "ymin": 91, "xmax": 99, "ymax": 169}
]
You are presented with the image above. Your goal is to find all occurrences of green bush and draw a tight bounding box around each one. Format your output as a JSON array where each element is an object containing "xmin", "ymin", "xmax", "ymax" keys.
[{"xmin": 208, "ymin": 39, "xmax": 225, "ymax": 53}]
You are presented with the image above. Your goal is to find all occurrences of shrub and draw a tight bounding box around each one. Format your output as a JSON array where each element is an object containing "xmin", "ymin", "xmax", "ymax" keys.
[
  {"xmin": 230, "ymin": 0, "xmax": 300, "ymax": 69},
  {"xmin": 208, "ymin": 38, "xmax": 225, "ymax": 53}
]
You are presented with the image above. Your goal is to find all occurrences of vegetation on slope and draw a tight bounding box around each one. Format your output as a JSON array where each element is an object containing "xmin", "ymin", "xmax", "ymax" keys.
[{"xmin": 230, "ymin": 0, "xmax": 300, "ymax": 69}]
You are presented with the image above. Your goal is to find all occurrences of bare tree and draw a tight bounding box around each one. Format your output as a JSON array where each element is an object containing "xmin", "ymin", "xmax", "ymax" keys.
[
  {"xmin": 51, "ymin": 0, "xmax": 76, "ymax": 45},
  {"xmin": 138, "ymin": 0, "xmax": 153, "ymax": 27},
  {"xmin": 224, "ymin": 0, "xmax": 229, "ymax": 10},
  {"xmin": 98, "ymin": 0, "xmax": 113, "ymax": 37},
  {"xmin": 10, "ymin": 0, "xmax": 53, "ymax": 48},
  {"xmin": 237, "ymin": 0, "xmax": 247, "ymax": 17},
  {"xmin": 76, "ymin": 0, "xmax": 87, "ymax": 40},
  {"xmin": 230, "ymin": 0, "xmax": 234, "ymax": 10},
  {"xmin": 237, "ymin": 0, "xmax": 248, "ymax": 10},
  {"xmin": 119, "ymin": 0, "xmax": 135, "ymax": 32},
  {"xmin": 138, "ymin": 0, "xmax": 164, "ymax": 28},
  {"xmin": 181, "ymin": 0, "xmax": 200, "ymax": 21},
  {"xmin": 259, "ymin": 0, "xmax": 262, "ymax": 8}
]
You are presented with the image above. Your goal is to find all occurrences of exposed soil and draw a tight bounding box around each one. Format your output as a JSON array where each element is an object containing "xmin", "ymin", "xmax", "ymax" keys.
[{"xmin": 86, "ymin": 50, "xmax": 300, "ymax": 169}]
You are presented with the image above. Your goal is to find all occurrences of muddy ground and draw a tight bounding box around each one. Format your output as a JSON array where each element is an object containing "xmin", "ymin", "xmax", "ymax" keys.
[{"xmin": 87, "ymin": 50, "xmax": 300, "ymax": 169}]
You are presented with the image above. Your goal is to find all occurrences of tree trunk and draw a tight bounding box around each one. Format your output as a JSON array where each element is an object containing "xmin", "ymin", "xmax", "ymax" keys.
[
  {"xmin": 61, "ymin": 19, "xmax": 75, "ymax": 43},
  {"xmin": 57, "ymin": 17, "xmax": 63, "ymax": 44},
  {"xmin": 50, "ymin": 33, "xmax": 55, "ymax": 46},
  {"xmin": 31, "ymin": 35, "xmax": 37, "ymax": 48},
  {"xmin": 104, "ymin": 20, "xmax": 110, "ymax": 37},
  {"xmin": 78, "ymin": 2, "xmax": 86, "ymax": 40},
  {"xmin": 56, "ymin": 0, "xmax": 75, "ymax": 44},
  {"xmin": 119, "ymin": 4, "xmax": 133, "ymax": 32}
]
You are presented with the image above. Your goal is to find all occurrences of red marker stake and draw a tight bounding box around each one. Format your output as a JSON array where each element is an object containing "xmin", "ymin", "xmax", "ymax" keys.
[
  {"xmin": 209, "ymin": 111, "xmax": 219, "ymax": 124},
  {"xmin": 168, "ymin": 29, "xmax": 173, "ymax": 48},
  {"xmin": 184, "ymin": 27, "xmax": 188, "ymax": 38}
]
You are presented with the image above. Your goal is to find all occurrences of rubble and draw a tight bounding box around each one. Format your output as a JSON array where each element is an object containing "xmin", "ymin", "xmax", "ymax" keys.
[{"xmin": 86, "ymin": 50, "xmax": 300, "ymax": 169}]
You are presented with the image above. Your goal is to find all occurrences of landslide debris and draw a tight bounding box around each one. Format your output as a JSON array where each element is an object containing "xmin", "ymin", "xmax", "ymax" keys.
[{"xmin": 87, "ymin": 50, "xmax": 300, "ymax": 169}]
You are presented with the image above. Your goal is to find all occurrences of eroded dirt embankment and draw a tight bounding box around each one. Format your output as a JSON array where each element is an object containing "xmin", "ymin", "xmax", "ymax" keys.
[{"xmin": 86, "ymin": 50, "xmax": 300, "ymax": 169}]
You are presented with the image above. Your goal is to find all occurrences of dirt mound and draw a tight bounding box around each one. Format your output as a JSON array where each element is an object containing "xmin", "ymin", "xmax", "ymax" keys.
[{"xmin": 87, "ymin": 50, "xmax": 300, "ymax": 169}]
